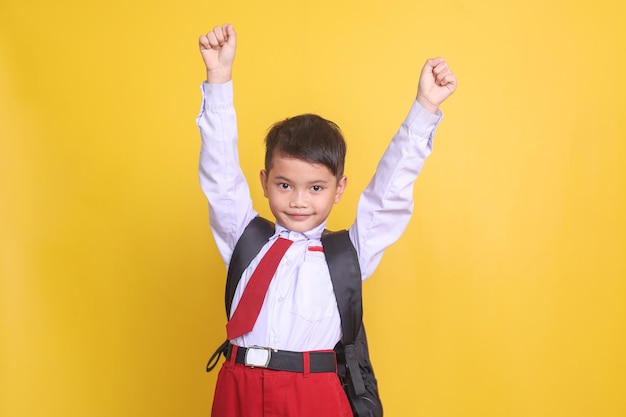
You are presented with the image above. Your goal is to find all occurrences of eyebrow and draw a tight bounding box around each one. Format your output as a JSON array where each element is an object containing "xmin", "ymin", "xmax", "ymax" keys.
[{"xmin": 273, "ymin": 175, "xmax": 329, "ymax": 185}]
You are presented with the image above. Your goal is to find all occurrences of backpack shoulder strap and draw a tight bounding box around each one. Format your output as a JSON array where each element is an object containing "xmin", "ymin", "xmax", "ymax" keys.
[
  {"xmin": 321, "ymin": 229, "xmax": 363, "ymax": 344},
  {"xmin": 207, "ymin": 216, "xmax": 274, "ymax": 372},
  {"xmin": 225, "ymin": 216, "xmax": 275, "ymax": 317},
  {"xmin": 322, "ymin": 230, "xmax": 378, "ymax": 417}
]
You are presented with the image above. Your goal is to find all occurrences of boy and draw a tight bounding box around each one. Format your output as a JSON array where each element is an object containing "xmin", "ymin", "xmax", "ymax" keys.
[{"xmin": 197, "ymin": 24, "xmax": 456, "ymax": 417}]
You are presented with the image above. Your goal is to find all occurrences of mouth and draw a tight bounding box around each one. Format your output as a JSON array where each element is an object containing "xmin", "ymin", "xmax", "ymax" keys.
[{"xmin": 287, "ymin": 213, "xmax": 311, "ymax": 221}]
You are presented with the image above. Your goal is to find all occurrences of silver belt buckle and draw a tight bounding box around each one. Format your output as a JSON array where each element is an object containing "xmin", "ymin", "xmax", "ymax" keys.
[{"xmin": 244, "ymin": 346, "xmax": 272, "ymax": 368}]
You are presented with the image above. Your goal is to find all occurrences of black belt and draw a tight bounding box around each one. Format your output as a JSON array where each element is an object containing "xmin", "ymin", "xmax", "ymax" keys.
[{"xmin": 227, "ymin": 344, "xmax": 337, "ymax": 373}]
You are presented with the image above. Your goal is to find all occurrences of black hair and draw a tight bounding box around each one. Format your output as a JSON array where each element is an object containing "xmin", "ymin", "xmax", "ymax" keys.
[{"xmin": 264, "ymin": 114, "xmax": 346, "ymax": 178}]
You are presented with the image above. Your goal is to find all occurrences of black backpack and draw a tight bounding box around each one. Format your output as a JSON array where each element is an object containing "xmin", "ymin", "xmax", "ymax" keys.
[{"xmin": 206, "ymin": 216, "xmax": 383, "ymax": 417}]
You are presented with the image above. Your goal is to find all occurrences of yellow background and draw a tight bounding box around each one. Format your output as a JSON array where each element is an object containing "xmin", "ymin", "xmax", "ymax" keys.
[{"xmin": 1, "ymin": 0, "xmax": 625, "ymax": 416}]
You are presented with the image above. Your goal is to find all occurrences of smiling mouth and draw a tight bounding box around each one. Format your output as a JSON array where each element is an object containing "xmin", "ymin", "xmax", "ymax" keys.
[{"xmin": 288, "ymin": 213, "xmax": 311, "ymax": 220}]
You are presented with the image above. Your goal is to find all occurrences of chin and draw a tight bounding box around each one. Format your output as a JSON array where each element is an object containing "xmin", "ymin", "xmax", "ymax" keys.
[
  {"xmin": 280, "ymin": 218, "xmax": 319, "ymax": 233},
  {"xmin": 284, "ymin": 223, "xmax": 312, "ymax": 233}
]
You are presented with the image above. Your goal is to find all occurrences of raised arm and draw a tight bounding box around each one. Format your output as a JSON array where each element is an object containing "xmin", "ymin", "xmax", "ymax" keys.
[
  {"xmin": 350, "ymin": 57, "xmax": 456, "ymax": 279},
  {"xmin": 197, "ymin": 24, "xmax": 258, "ymax": 265}
]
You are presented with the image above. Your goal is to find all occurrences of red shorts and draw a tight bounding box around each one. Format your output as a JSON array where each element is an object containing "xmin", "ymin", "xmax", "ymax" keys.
[{"xmin": 211, "ymin": 348, "xmax": 353, "ymax": 417}]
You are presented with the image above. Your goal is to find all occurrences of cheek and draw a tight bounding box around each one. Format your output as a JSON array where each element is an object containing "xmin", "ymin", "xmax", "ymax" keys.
[
  {"xmin": 323, "ymin": 195, "xmax": 338, "ymax": 211},
  {"xmin": 267, "ymin": 191, "xmax": 285, "ymax": 207}
]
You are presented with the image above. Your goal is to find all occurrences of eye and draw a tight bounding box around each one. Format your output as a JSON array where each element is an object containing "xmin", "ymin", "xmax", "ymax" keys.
[
  {"xmin": 279, "ymin": 183, "xmax": 291, "ymax": 190},
  {"xmin": 311, "ymin": 185, "xmax": 323, "ymax": 192}
]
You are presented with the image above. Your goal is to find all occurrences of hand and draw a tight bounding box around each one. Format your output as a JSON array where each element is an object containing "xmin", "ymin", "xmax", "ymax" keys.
[
  {"xmin": 199, "ymin": 24, "xmax": 237, "ymax": 83},
  {"xmin": 416, "ymin": 57, "xmax": 457, "ymax": 114}
]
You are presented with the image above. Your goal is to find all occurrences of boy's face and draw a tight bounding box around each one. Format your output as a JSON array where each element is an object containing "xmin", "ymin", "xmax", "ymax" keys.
[{"xmin": 260, "ymin": 155, "xmax": 347, "ymax": 233}]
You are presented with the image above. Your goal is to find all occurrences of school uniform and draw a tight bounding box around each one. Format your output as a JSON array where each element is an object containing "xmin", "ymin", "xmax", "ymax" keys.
[{"xmin": 197, "ymin": 81, "xmax": 442, "ymax": 416}]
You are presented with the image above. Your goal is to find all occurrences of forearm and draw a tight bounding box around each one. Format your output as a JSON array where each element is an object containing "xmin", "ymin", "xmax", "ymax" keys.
[
  {"xmin": 197, "ymin": 81, "xmax": 257, "ymax": 264},
  {"xmin": 350, "ymin": 100, "xmax": 442, "ymax": 279}
]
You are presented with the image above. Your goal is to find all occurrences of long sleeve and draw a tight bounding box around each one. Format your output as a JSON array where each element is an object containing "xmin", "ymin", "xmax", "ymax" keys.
[
  {"xmin": 350, "ymin": 100, "xmax": 442, "ymax": 280},
  {"xmin": 196, "ymin": 81, "xmax": 258, "ymax": 265}
]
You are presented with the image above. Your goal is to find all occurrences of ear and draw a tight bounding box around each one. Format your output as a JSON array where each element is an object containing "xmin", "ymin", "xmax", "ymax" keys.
[
  {"xmin": 259, "ymin": 169, "xmax": 269, "ymax": 198},
  {"xmin": 334, "ymin": 175, "xmax": 347, "ymax": 203}
]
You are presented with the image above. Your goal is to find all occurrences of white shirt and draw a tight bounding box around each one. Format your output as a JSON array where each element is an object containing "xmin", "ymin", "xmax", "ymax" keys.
[{"xmin": 197, "ymin": 81, "xmax": 441, "ymax": 351}]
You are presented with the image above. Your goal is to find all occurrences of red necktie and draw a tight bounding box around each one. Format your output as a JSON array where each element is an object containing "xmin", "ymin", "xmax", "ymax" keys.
[{"xmin": 226, "ymin": 237, "xmax": 293, "ymax": 340}]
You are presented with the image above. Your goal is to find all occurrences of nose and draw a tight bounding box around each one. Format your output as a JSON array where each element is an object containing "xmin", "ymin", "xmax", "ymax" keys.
[{"xmin": 289, "ymin": 191, "xmax": 308, "ymax": 208}]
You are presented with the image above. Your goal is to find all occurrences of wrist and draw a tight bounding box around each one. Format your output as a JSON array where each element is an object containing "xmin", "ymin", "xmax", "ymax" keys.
[
  {"xmin": 206, "ymin": 68, "xmax": 233, "ymax": 84},
  {"xmin": 416, "ymin": 95, "xmax": 439, "ymax": 114}
]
